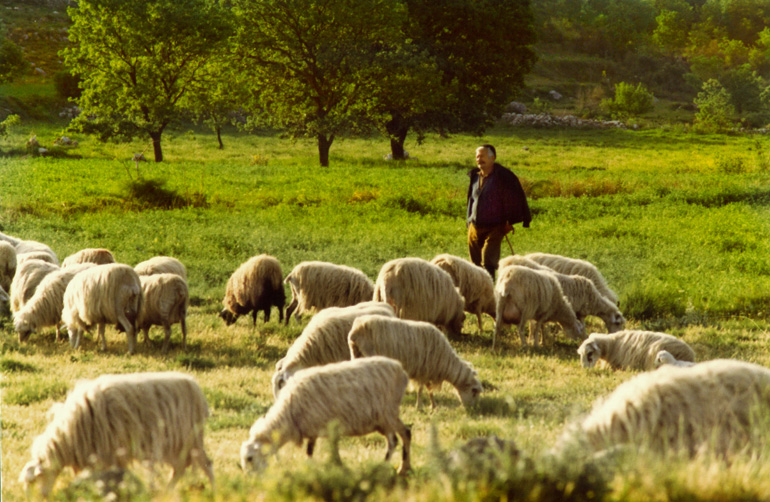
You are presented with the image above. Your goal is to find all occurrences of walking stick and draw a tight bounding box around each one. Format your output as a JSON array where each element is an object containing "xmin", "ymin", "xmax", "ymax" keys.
[{"xmin": 505, "ymin": 234, "xmax": 515, "ymax": 255}]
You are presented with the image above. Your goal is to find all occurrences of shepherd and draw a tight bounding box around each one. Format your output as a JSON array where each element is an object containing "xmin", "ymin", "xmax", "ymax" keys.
[{"xmin": 466, "ymin": 144, "xmax": 531, "ymax": 280}]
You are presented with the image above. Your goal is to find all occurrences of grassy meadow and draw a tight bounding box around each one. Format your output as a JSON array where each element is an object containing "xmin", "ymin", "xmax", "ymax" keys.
[{"xmin": 2, "ymin": 121, "xmax": 770, "ymax": 501}]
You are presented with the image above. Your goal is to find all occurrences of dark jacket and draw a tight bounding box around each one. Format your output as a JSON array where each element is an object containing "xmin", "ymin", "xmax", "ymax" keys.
[{"xmin": 467, "ymin": 163, "xmax": 531, "ymax": 228}]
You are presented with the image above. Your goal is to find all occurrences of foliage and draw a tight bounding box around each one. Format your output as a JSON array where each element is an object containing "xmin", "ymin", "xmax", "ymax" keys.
[
  {"xmin": 0, "ymin": 24, "xmax": 26, "ymax": 83},
  {"xmin": 61, "ymin": 0, "xmax": 231, "ymax": 162},
  {"xmin": 0, "ymin": 113, "xmax": 20, "ymax": 138},
  {"xmin": 693, "ymin": 79, "xmax": 736, "ymax": 132},
  {"xmin": 601, "ymin": 81, "xmax": 655, "ymax": 118}
]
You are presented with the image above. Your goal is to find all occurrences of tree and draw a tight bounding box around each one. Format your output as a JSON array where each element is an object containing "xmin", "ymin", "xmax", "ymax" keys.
[
  {"xmin": 601, "ymin": 82, "xmax": 655, "ymax": 118},
  {"xmin": 62, "ymin": 0, "xmax": 231, "ymax": 162},
  {"xmin": 0, "ymin": 23, "xmax": 25, "ymax": 83},
  {"xmin": 232, "ymin": 0, "xmax": 407, "ymax": 167},
  {"xmin": 694, "ymin": 78, "xmax": 735, "ymax": 132}
]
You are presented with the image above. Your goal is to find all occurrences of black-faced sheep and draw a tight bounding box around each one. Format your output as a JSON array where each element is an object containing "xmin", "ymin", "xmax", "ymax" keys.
[
  {"xmin": 136, "ymin": 273, "xmax": 189, "ymax": 353},
  {"xmin": 430, "ymin": 254, "xmax": 496, "ymax": 333},
  {"xmin": 494, "ymin": 265, "xmax": 585, "ymax": 348},
  {"xmin": 61, "ymin": 248, "xmax": 116, "ymax": 268},
  {"xmin": 373, "ymin": 257, "xmax": 466, "ymax": 336},
  {"xmin": 19, "ymin": 372, "xmax": 214, "ymax": 498},
  {"xmin": 564, "ymin": 359, "xmax": 770, "ymax": 457},
  {"xmin": 0, "ymin": 240, "xmax": 16, "ymax": 292},
  {"xmin": 271, "ymin": 301, "xmax": 395, "ymax": 398},
  {"xmin": 577, "ymin": 330, "xmax": 695, "ymax": 371},
  {"xmin": 10, "ymin": 259, "xmax": 60, "ymax": 313},
  {"xmin": 654, "ymin": 349, "xmax": 697, "ymax": 368},
  {"xmin": 525, "ymin": 252, "xmax": 618, "ymax": 305},
  {"xmin": 62, "ymin": 264, "xmax": 142, "ymax": 354},
  {"xmin": 242, "ymin": 357, "xmax": 411, "ymax": 474},
  {"xmin": 219, "ymin": 254, "xmax": 285, "ymax": 326},
  {"xmin": 283, "ymin": 261, "xmax": 374, "ymax": 324},
  {"xmin": 134, "ymin": 256, "xmax": 187, "ymax": 280},
  {"xmin": 348, "ymin": 314, "xmax": 483, "ymax": 409},
  {"xmin": 14, "ymin": 263, "xmax": 96, "ymax": 342}
]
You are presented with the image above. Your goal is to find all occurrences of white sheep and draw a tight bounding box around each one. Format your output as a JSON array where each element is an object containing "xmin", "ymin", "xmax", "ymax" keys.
[
  {"xmin": 0, "ymin": 230, "xmax": 21, "ymax": 246},
  {"xmin": 493, "ymin": 265, "xmax": 585, "ymax": 348},
  {"xmin": 284, "ymin": 261, "xmax": 374, "ymax": 324},
  {"xmin": 348, "ymin": 314, "xmax": 483, "ymax": 409},
  {"xmin": 15, "ymin": 239, "xmax": 59, "ymax": 266},
  {"xmin": 134, "ymin": 256, "xmax": 187, "ymax": 280},
  {"xmin": 565, "ymin": 359, "xmax": 770, "ymax": 457},
  {"xmin": 577, "ymin": 330, "xmax": 695, "ymax": 371},
  {"xmin": 373, "ymin": 257, "xmax": 466, "ymax": 335},
  {"xmin": 498, "ymin": 254, "xmax": 551, "ymax": 272},
  {"xmin": 19, "ymin": 372, "xmax": 214, "ymax": 498},
  {"xmin": 0, "ymin": 240, "xmax": 16, "ymax": 292},
  {"xmin": 272, "ymin": 301, "xmax": 395, "ymax": 398},
  {"xmin": 62, "ymin": 263, "xmax": 143, "ymax": 354},
  {"xmin": 552, "ymin": 273, "xmax": 625, "ymax": 333},
  {"xmin": 14, "ymin": 263, "xmax": 96, "ymax": 342},
  {"xmin": 219, "ymin": 254, "xmax": 285, "ymax": 325},
  {"xmin": 16, "ymin": 251, "xmax": 59, "ymax": 266},
  {"xmin": 525, "ymin": 252, "xmax": 618, "ymax": 305},
  {"xmin": 654, "ymin": 349, "xmax": 696, "ymax": 368},
  {"xmin": 61, "ymin": 248, "xmax": 116, "ymax": 268},
  {"xmin": 430, "ymin": 254, "xmax": 496, "ymax": 333},
  {"xmin": 136, "ymin": 273, "xmax": 189, "ymax": 353},
  {"xmin": 241, "ymin": 356, "xmax": 411, "ymax": 474},
  {"xmin": 10, "ymin": 259, "xmax": 60, "ymax": 313}
]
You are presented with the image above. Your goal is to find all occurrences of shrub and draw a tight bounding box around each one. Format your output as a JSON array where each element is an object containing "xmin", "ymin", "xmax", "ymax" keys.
[
  {"xmin": 693, "ymin": 79, "xmax": 735, "ymax": 133},
  {"xmin": 601, "ymin": 82, "xmax": 654, "ymax": 119}
]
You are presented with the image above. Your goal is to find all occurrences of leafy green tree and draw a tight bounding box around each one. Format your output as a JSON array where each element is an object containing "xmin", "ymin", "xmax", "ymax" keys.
[
  {"xmin": 0, "ymin": 23, "xmax": 25, "ymax": 83},
  {"xmin": 601, "ymin": 82, "xmax": 655, "ymax": 118},
  {"xmin": 232, "ymin": 0, "xmax": 407, "ymax": 167},
  {"xmin": 694, "ymin": 78, "xmax": 735, "ymax": 132},
  {"xmin": 62, "ymin": 0, "xmax": 231, "ymax": 162},
  {"xmin": 0, "ymin": 113, "xmax": 20, "ymax": 138}
]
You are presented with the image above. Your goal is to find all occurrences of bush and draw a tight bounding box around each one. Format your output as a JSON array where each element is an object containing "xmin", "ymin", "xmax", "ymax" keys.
[
  {"xmin": 693, "ymin": 79, "xmax": 735, "ymax": 133},
  {"xmin": 601, "ymin": 82, "xmax": 654, "ymax": 119}
]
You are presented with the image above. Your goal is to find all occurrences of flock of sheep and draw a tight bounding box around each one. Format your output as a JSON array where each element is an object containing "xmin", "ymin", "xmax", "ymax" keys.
[{"xmin": 5, "ymin": 229, "xmax": 770, "ymax": 497}]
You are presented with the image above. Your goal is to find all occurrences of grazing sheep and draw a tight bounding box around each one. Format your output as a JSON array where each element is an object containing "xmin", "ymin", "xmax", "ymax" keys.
[
  {"xmin": 525, "ymin": 252, "xmax": 618, "ymax": 305},
  {"xmin": 349, "ymin": 314, "xmax": 483, "ymax": 409},
  {"xmin": 0, "ymin": 230, "xmax": 21, "ymax": 246},
  {"xmin": 61, "ymin": 248, "xmax": 116, "ymax": 268},
  {"xmin": 62, "ymin": 264, "xmax": 142, "ymax": 354},
  {"xmin": 16, "ymin": 251, "xmax": 59, "ymax": 266},
  {"xmin": 494, "ymin": 265, "xmax": 585, "ymax": 348},
  {"xmin": 219, "ymin": 254, "xmax": 284, "ymax": 326},
  {"xmin": 565, "ymin": 359, "xmax": 770, "ymax": 457},
  {"xmin": 10, "ymin": 259, "xmax": 60, "ymax": 313},
  {"xmin": 134, "ymin": 256, "xmax": 187, "ymax": 280},
  {"xmin": 241, "ymin": 357, "xmax": 411, "ymax": 474},
  {"xmin": 654, "ymin": 349, "xmax": 696, "ymax": 369},
  {"xmin": 498, "ymin": 254, "xmax": 550, "ymax": 272},
  {"xmin": 14, "ymin": 263, "xmax": 96, "ymax": 342},
  {"xmin": 15, "ymin": 240, "xmax": 59, "ymax": 266},
  {"xmin": 373, "ymin": 257, "xmax": 466, "ymax": 335},
  {"xmin": 272, "ymin": 301, "xmax": 395, "ymax": 398},
  {"xmin": 577, "ymin": 330, "xmax": 695, "ymax": 371},
  {"xmin": 552, "ymin": 273, "xmax": 625, "ymax": 333},
  {"xmin": 431, "ymin": 254, "xmax": 496, "ymax": 333},
  {"xmin": 284, "ymin": 261, "xmax": 374, "ymax": 324},
  {"xmin": 0, "ymin": 240, "xmax": 17, "ymax": 292},
  {"xmin": 136, "ymin": 273, "xmax": 189, "ymax": 353},
  {"xmin": 19, "ymin": 372, "xmax": 214, "ymax": 498}
]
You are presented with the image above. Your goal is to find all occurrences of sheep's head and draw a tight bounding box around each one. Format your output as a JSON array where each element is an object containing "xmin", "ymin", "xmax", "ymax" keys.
[
  {"xmin": 219, "ymin": 308, "xmax": 238, "ymax": 326},
  {"xmin": 15, "ymin": 316, "xmax": 34, "ymax": 342},
  {"xmin": 456, "ymin": 371, "xmax": 483, "ymax": 408},
  {"xmin": 19, "ymin": 459, "xmax": 57, "ymax": 498},
  {"xmin": 448, "ymin": 311, "xmax": 466, "ymax": 337},
  {"xmin": 270, "ymin": 371, "xmax": 290, "ymax": 400},
  {"xmin": 605, "ymin": 311, "xmax": 626, "ymax": 333},
  {"xmin": 577, "ymin": 339, "xmax": 601, "ymax": 368},
  {"xmin": 654, "ymin": 350, "xmax": 676, "ymax": 368},
  {"xmin": 240, "ymin": 422, "xmax": 272, "ymax": 472},
  {"xmin": 565, "ymin": 318, "xmax": 586, "ymax": 341}
]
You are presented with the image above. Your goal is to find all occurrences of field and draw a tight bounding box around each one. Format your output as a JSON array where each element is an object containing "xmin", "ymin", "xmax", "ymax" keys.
[{"xmin": 2, "ymin": 121, "xmax": 770, "ymax": 501}]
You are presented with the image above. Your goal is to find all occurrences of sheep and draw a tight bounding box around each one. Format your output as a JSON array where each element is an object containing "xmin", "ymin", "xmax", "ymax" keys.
[
  {"xmin": 272, "ymin": 301, "xmax": 395, "ymax": 398},
  {"xmin": 0, "ymin": 230, "xmax": 21, "ymax": 246},
  {"xmin": 10, "ymin": 259, "xmax": 60, "ymax": 313},
  {"xmin": 525, "ymin": 252, "xmax": 618, "ymax": 305},
  {"xmin": 219, "ymin": 254, "xmax": 284, "ymax": 326},
  {"xmin": 61, "ymin": 248, "xmax": 116, "ymax": 268},
  {"xmin": 0, "ymin": 240, "xmax": 16, "ymax": 292},
  {"xmin": 577, "ymin": 330, "xmax": 695, "ymax": 371},
  {"xmin": 62, "ymin": 263, "xmax": 142, "ymax": 354},
  {"xmin": 564, "ymin": 359, "xmax": 770, "ymax": 457},
  {"xmin": 430, "ymin": 254, "xmax": 496, "ymax": 333},
  {"xmin": 16, "ymin": 251, "xmax": 59, "ymax": 266},
  {"xmin": 493, "ymin": 265, "xmax": 585, "ymax": 349},
  {"xmin": 15, "ymin": 239, "xmax": 59, "ymax": 266},
  {"xmin": 654, "ymin": 349, "xmax": 697, "ymax": 369},
  {"xmin": 135, "ymin": 273, "xmax": 189, "ymax": 353},
  {"xmin": 348, "ymin": 314, "xmax": 483, "ymax": 409},
  {"xmin": 241, "ymin": 356, "xmax": 411, "ymax": 475},
  {"xmin": 19, "ymin": 372, "xmax": 214, "ymax": 498},
  {"xmin": 498, "ymin": 254, "xmax": 551, "ymax": 272},
  {"xmin": 14, "ymin": 263, "xmax": 96, "ymax": 342},
  {"xmin": 552, "ymin": 273, "xmax": 625, "ymax": 334},
  {"xmin": 134, "ymin": 256, "xmax": 187, "ymax": 281},
  {"xmin": 373, "ymin": 257, "xmax": 466, "ymax": 335},
  {"xmin": 284, "ymin": 261, "xmax": 374, "ymax": 324}
]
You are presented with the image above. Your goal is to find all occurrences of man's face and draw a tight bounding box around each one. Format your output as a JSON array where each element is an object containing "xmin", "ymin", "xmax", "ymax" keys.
[{"xmin": 476, "ymin": 148, "xmax": 494, "ymax": 172}]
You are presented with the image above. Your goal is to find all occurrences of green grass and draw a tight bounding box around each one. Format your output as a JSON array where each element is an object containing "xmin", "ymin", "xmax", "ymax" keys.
[{"xmin": 2, "ymin": 124, "xmax": 770, "ymax": 501}]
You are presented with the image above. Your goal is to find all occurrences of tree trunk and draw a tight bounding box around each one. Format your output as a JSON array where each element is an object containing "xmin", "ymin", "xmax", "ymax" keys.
[
  {"xmin": 216, "ymin": 126, "xmax": 224, "ymax": 150},
  {"xmin": 150, "ymin": 131, "xmax": 163, "ymax": 162},
  {"xmin": 386, "ymin": 116, "xmax": 410, "ymax": 160},
  {"xmin": 317, "ymin": 134, "xmax": 333, "ymax": 167}
]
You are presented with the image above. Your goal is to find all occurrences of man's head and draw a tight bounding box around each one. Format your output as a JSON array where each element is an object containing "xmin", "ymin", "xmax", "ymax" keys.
[{"xmin": 475, "ymin": 144, "xmax": 496, "ymax": 173}]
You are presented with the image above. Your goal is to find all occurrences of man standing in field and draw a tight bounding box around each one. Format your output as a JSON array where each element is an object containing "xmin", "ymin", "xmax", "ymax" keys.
[{"xmin": 467, "ymin": 144, "xmax": 531, "ymax": 279}]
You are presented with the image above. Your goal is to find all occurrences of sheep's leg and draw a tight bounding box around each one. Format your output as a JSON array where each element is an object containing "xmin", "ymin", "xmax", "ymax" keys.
[
  {"xmin": 531, "ymin": 321, "xmax": 541, "ymax": 348},
  {"xmin": 98, "ymin": 323, "xmax": 107, "ymax": 351},
  {"xmin": 285, "ymin": 299, "xmax": 298, "ymax": 325},
  {"xmin": 384, "ymin": 432, "xmax": 398, "ymax": 461},
  {"xmin": 143, "ymin": 327, "xmax": 151, "ymax": 345},
  {"xmin": 263, "ymin": 306, "xmax": 271, "ymax": 323},
  {"xmin": 306, "ymin": 438, "xmax": 316, "ymax": 457},
  {"xmin": 429, "ymin": 391, "xmax": 436, "ymax": 411},
  {"xmin": 476, "ymin": 311, "xmax": 483, "ymax": 333},
  {"xmin": 69, "ymin": 328, "xmax": 82, "ymax": 349},
  {"xmin": 277, "ymin": 304, "xmax": 284, "ymax": 323},
  {"xmin": 416, "ymin": 384, "xmax": 423, "ymax": 409},
  {"xmin": 180, "ymin": 317, "xmax": 187, "ymax": 351},
  {"xmin": 117, "ymin": 315, "xmax": 136, "ymax": 354},
  {"xmin": 251, "ymin": 309, "xmax": 257, "ymax": 326},
  {"xmin": 162, "ymin": 324, "xmax": 172, "ymax": 353},
  {"xmin": 396, "ymin": 422, "xmax": 412, "ymax": 475},
  {"xmin": 493, "ymin": 299, "xmax": 506, "ymax": 349},
  {"xmin": 517, "ymin": 319, "xmax": 528, "ymax": 347}
]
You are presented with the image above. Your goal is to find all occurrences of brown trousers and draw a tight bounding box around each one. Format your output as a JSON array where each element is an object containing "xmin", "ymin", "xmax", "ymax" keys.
[{"xmin": 468, "ymin": 223, "xmax": 509, "ymax": 280}]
